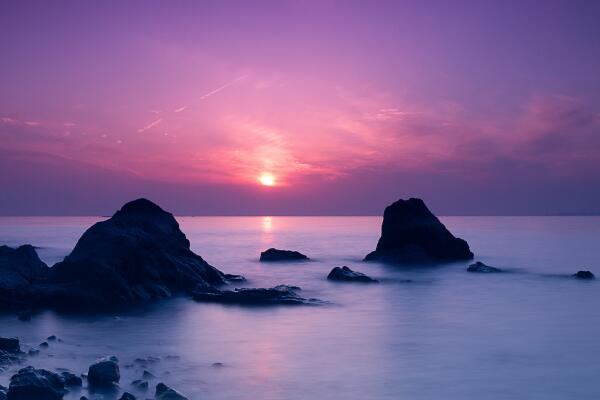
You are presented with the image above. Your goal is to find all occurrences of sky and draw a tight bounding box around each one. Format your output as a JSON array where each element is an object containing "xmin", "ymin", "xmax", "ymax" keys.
[{"xmin": 1, "ymin": 0, "xmax": 600, "ymax": 215}]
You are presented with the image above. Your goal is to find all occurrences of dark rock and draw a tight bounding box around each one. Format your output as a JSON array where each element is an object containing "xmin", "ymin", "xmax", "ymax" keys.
[
  {"xmin": 259, "ymin": 248, "xmax": 309, "ymax": 262},
  {"xmin": 42, "ymin": 199, "xmax": 239, "ymax": 309},
  {"xmin": 224, "ymin": 274, "xmax": 246, "ymax": 282},
  {"xmin": 39, "ymin": 342, "xmax": 49, "ymax": 348},
  {"xmin": 119, "ymin": 392, "xmax": 136, "ymax": 400},
  {"xmin": 0, "ymin": 245, "xmax": 50, "ymax": 309},
  {"xmin": 28, "ymin": 349, "xmax": 39, "ymax": 356},
  {"xmin": 364, "ymin": 198, "xmax": 473, "ymax": 264},
  {"xmin": 7, "ymin": 366, "xmax": 65, "ymax": 400},
  {"xmin": 87, "ymin": 356, "xmax": 120, "ymax": 388},
  {"xmin": 142, "ymin": 370, "xmax": 155, "ymax": 379},
  {"xmin": 327, "ymin": 266, "xmax": 378, "ymax": 283},
  {"xmin": 467, "ymin": 261, "xmax": 502, "ymax": 273},
  {"xmin": 47, "ymin": 335, "xmax": 57, "ymax": 342},
  {"xmin": 211, "ymin": 362, "xmax": 224, "ymax": 368},
  {"xmin": 60, "ymin": 371, "xmax": 82, "ymax": 387},
  {"xmin": 192, "ymin": 284, "xmax": 321, "ymax": 305},
  {"xmin": 0, "ymin": 338, "xmax": 20, "ymax": 353},
  {"xmin": 155, "ymin": 383, "xmax": 188, "ymax": 400},
  {"xmin": 80, "ymin": 397, "xmax": 88, "ymax": 400},
  {"xmin": 573, "ymin": 270, "xmax": 595, "ymax": 279},
  {"xmin": 131, "ymin": 379, "xmax": 148, "ymax": 390}
]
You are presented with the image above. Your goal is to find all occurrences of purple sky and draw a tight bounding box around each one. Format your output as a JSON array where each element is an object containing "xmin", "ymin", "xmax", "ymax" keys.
[{"xmin": 1, "ymin": 0, "xmax": 600, "ymax": 215}]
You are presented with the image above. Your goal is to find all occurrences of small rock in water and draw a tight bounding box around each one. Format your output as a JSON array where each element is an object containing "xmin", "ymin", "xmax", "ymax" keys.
[
  {"xmin": 28, "ymin": 349, "xmax": 39, "ymax": 356},
  {"xmin": 211, "ymin": 362, "xmax": 224, "ymax": 368},
  {"xmin": 39, "ymin": 342, "xmax": 49, "ymax": 348},
  {"xmin": 573, "ymin": 270, "xmax": 595, "ymax": 279},
  {"xmin": 327, "ymin": 266, "xmax": 379, "ymax": 283},
  {"xmin": 155, "ymin": 383, "xmax": 189, "ymax": 400},
  {"xmin": 7, "ymin": 366, "xmax": 65, "ymax": 400},
  {"xmin": 259, "ymin": 248, "xmax": 309, "ymax": 262},
  {"xmin": 88, "ymin": 356, "xmax": 120, "ymax": 388},
  {"xmin": 467, "ymin": 261, "xmax": 502, "ymax": 273},
  {"xmin": 47, "ymin": 335, "xmax": 57, "ymax": 342},
  {"xmin": 192, "ymin": 284, "xmax": 321, "ymax": 305},
  {"xmin": 60, "ymin": 371, "xmax": 82, "ymax": 387},
  {"xmin": 0, "ymin": 338, "xmax": 20, "ymax": 353},
  {"xmin": 118, "ymin": 392, "xmax": 136, "ymax": 400},
  {"xmin": 142, "ymin": 370, "xmax": 155, "ymax": 379},
  {"xmin": 131, "ymin": 379, "xmax": 148, "ymax": 390}
]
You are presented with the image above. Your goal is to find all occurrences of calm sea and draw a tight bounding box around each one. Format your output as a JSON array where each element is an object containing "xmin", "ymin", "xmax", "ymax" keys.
[{"xmin": 1, "ymin": 216, "xmax": 599, "ymax": 399}]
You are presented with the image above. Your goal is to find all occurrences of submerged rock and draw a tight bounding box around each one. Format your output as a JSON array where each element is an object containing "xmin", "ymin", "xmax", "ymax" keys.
[
  {"xmin": 192, "ymin": 285, "xmax": 320, "ymax": 305},
  {"xmin": 0, "ymin": 245, "xmax": 50, "ymax": 309},
  {"xmin": 259, "ymin": 248, "xmax": 309, "ymax": 262},
  {"xmin": 155, "ymin": 383, "xmax": 188, "ymax": 400},
  {"xmin": 364, "ymin": 198, "xmax": 473, "ymax": 264},
  {"xmin": 43, "ymin": 198, "xmax": 238, "ymax": 309},
  {"xmin": 87, "ymin": 356, "xmax": 120, "ymax": 388},
  {"xmin": 467, "ymin": 261, "xmax": 502, "ymax": 273},
  {"xmin": 573, "ymin": 270, "xmax": 595, "ymax": 279},
  {"xmin": 327, "ymin": 266, "xmax": 378, "ymax": 283},
  {"xmin": 7, "ymin": 366, "xmax": 65, "ymax": 400}
]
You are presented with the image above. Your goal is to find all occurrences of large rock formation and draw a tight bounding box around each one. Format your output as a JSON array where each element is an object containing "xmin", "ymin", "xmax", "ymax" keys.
[
  {"xmin": 364, "ymin": 198, "xmax": 473, "ymax": 264},
  {"xmin": 0, "ymin": 245, "xmax": 50, "ymax": 309},
  {"xmin": 43, "ymin": 198, "xmax": 232, "ymax": 308}
]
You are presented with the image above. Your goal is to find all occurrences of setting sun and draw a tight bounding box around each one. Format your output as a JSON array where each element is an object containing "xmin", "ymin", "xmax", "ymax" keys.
[{"xmin": 259, "ymin": 173, "xmax": 275, "ymax": 186}]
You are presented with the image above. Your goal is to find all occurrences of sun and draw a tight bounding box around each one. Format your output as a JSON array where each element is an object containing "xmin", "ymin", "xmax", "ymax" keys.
[{"xmin": 258, "ymin": 173, "xmax": 275, "ymax": 186}]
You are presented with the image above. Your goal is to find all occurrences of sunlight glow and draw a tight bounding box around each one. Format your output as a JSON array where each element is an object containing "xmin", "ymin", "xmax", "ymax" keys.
[{"xmin": 259, "ymin": 173, "xmax": 275, "ymax": 186}]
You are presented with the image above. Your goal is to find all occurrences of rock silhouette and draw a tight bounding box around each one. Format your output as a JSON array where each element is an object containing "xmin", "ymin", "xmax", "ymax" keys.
[
  {"xmin": 259, "ymin": 248, "xmax": 309, "ymax": 262},
  {"xmin": 0, "ymin": 245, "xmax": 50, "ymax": 309},
  {"xmin": 7, "ymin": 366, "xmax": 65, "ymax": 400},
  {"xmin": 364, "ymin": 198, "xmax": 473, "ymax": 264},
  {"xmin": 327, "ymin": 266, "xmax": 378, "ymax": 283},
  {"xmin": 87, "ymin": 356, "xmax": 120, "ymax": 388},
  {"xmin": 467, "ymin": 261, "xmax": 502, "ymax": 273},
  {"xmin": 192, "ymin": 284, "xmax": 320, "ymax": 305},
  {"xmin": 155, "ymin": 382, "xmax": 189, "ymax": 400},
  {"xmin": 573, "ymin": 270, "xmax": 595, "ymax": 279}
]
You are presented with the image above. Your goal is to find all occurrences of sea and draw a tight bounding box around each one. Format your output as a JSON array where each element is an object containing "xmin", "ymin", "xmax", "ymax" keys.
[{"xmin": 0, "ymin": 216, "xmax": 599, "ymax": 399}]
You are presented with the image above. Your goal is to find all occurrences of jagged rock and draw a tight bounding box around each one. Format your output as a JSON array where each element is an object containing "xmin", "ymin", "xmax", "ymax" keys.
[
  {"xmin": 131, "ymin": 379, "xmax": 148, "ymax": 390},
  {"xmin": 0, "ymin": 338, "xmax": 20, "ymax": 353},
  {"xmin": 7, "ymin": 366, "xmax": 65, "ymax": 400},
  {"xmin": 259, "ymin": 248, "xmax": 309, "ymax": 262},
  {"xmin": 0, "ymin": 245, "xmax": 50, "ymax": 309},
  {"xmin": 87, "ymin": 356, "xmax": 120, "ymax": 388},
  {"xmin": 60, "ymin": 371, "xmax": 82, "ymax": 387},
  {"xmin": 327, "ymin": 266, "xmax": 378, "ymax": 283},
  {"xmin": 192, "ymin": 285, "xmax": 320, "ymax": 305},
  {"xmin": 573, "ymin": 270, "xmax": 595, "ymax": 279},
  {"xmin": 118, "ymin": 393, "xmax": 136, "ymax": 400},
  {"xmin": 155, "ymin": 383, "xmax": 188, "ymax": 400},
  {"xmin": 364, "ymin": 198, "xmax": 473, "ymax": 264},
  {"xmin": 467, "ymin": 261, "xmax": 502, "ymax": 273},
  {"xmin": 142, "ymin": 370, "xmax": 155, "ymax": 379},
  {"xmin": 43, "ymin": 199, "xmax": 239, "ymax": 309}
]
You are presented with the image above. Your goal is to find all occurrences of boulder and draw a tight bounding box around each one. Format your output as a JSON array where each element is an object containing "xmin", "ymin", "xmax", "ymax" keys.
[
  {"xmin": 7, "ymin": 366, "xmax": 65, "ymax": 400},
  {"xmin": 44, "ymin": 198, "xmax": 237, "ymax": 309},
  {"xmin": 131, "ymin": 379, "xmax": 148, "ymax": 390},
  {"xmin": 364, "ymin": 198, "xmax": 473, "ymax": 264},
  {"xmin": 118, "ymin": 393, "xmax": 136, "ymax": 400},
  {"xmin": 327, "ymin": 266, "xmax": 378, "ymax": 283},
  {"xmin": 259, "ymin": 248, "xmax": 309, "ymax": 262},
  {"xmin": 192, "ymin": 285, "xmax": 321, "ymax": 305},
  {"xmin": 60, "ymin": 371, "xmax": 82, "ymax": 387},
  {"xmin": 0, "ymin": 338, "xmax": 20, "ymax": 353},
  {"xmin": 87, "ymin": 356, "xmax": 120, "ymax": 388},
  {"xmin": 467, "ymin": 261, "xmax": 502, "ymax": 273},
  {"xmin": 0, "ymin": 245, "xmax": 50, "ymax": 309},
  {"xmin": 155, "ymin": 383, "xmax": 188, "ymax": 400},
  {"xmin": 573, "ymin": 270, "xmax": 595, "ymax": 279}
]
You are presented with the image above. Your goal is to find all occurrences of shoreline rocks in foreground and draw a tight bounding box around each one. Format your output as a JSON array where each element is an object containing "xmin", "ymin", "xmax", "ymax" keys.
[
  {"xmin": 192, "ymin": 284, "xmax": 321, "ymax": 305},
  {"xmin": 364, "ymin": 198, "xmax": 474, "ymax": 264},
  {"xmin": 467, "ymin": 261, "xmax": 502, "ymax": 273},
  {"xmin": 327, "ymin": 266, "xmax": 378, "ymax": 283},
  {"xmin": 259, "ymin": 248, "xmax": 309, "ymax": 262},
  {"xmin": 0, "ymin": 198, "xmax": 245, "ymax": 311}
]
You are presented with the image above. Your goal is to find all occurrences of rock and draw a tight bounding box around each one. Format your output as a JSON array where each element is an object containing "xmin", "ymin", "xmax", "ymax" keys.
[
  {"xmin": 131, "ymin": 379, "xmax": 148, "ymax": 390},
  {"xmin": 42, "ymin": 198, "xmax": 240, "ymax": 309},
  {"xmin": 28, "ymin": 349, "xmax": 39, "ymax": 356},
  {"xmin": 259, "ymin": 248, "xmax": 309, "ymax": 262},
  {"xmin": 364, "ymin": 198, "xmax": 473, "ymax": 264},
  {"xmin": 60, "ymin": 371, "xmax": 82, "ymax": 387},
  {"xmin": 119, "ymin": 393, "xmax": 136, "ymax": 400},
  {"xmin": 142, "ymin": 370, "xmax": 155, "ymax": 379},
  {"xmin": 87, "ymin": 356, "xmax": 120, "ymax": 388},
  {"xmin": 47, "ymin": 335, "xmax": 57, "ymax": 342},
  {"xmin": 0, "ymin": 338, "xmax": 20, "ymax": 353},
  {"xmin": 155, "ymin": 383, "xmax": 188, "ymax": 400},
  {"xmin": 0, "ymin": 245, "xmax": 50, "ymax": 309},
  {"xmin": 573, "ymin": 270, "xmax": 595, "ymax": 279},
  {"xmin": 192, "ymin": 284, "xmax": 321, "ymax": 305},
  {"xmin": 224, "ymin": 274, "xmax": 246, "ymax": 282},
  {"xmin": 327, "ymin": 266, "xmax": 378, "ymax": 283},
  {"xmin": 39, "ymin": 342, "xmax": 49, "ymax": 348},
  {"xmin": 7, "ymin": 366, "xmax": 65, "ymax": 400},
  {"xmin": 467, "ymin": 261, "xmax": 502, "ymax": 273},
  {"xmin": 211, "ymin": 362, "xmax": 224, "ymax": 368}
]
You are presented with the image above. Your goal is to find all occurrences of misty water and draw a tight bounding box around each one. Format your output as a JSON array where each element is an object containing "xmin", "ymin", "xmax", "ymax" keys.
[{"xmin": 1, "ymin": 216, "xmax": 599, "ymax": 399}]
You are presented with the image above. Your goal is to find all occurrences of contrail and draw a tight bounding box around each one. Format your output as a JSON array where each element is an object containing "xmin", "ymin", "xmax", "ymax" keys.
[
  {"xmin": 138, "ymin": 118, "xmax": 163, "ymax": 133},
  {"xmin": 174, "ymin": 106, "xmax": 187, "ymax": 113},
  {"xmin": 200, "ymin": 74, "xmax": 248, "ymax": 100}
]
